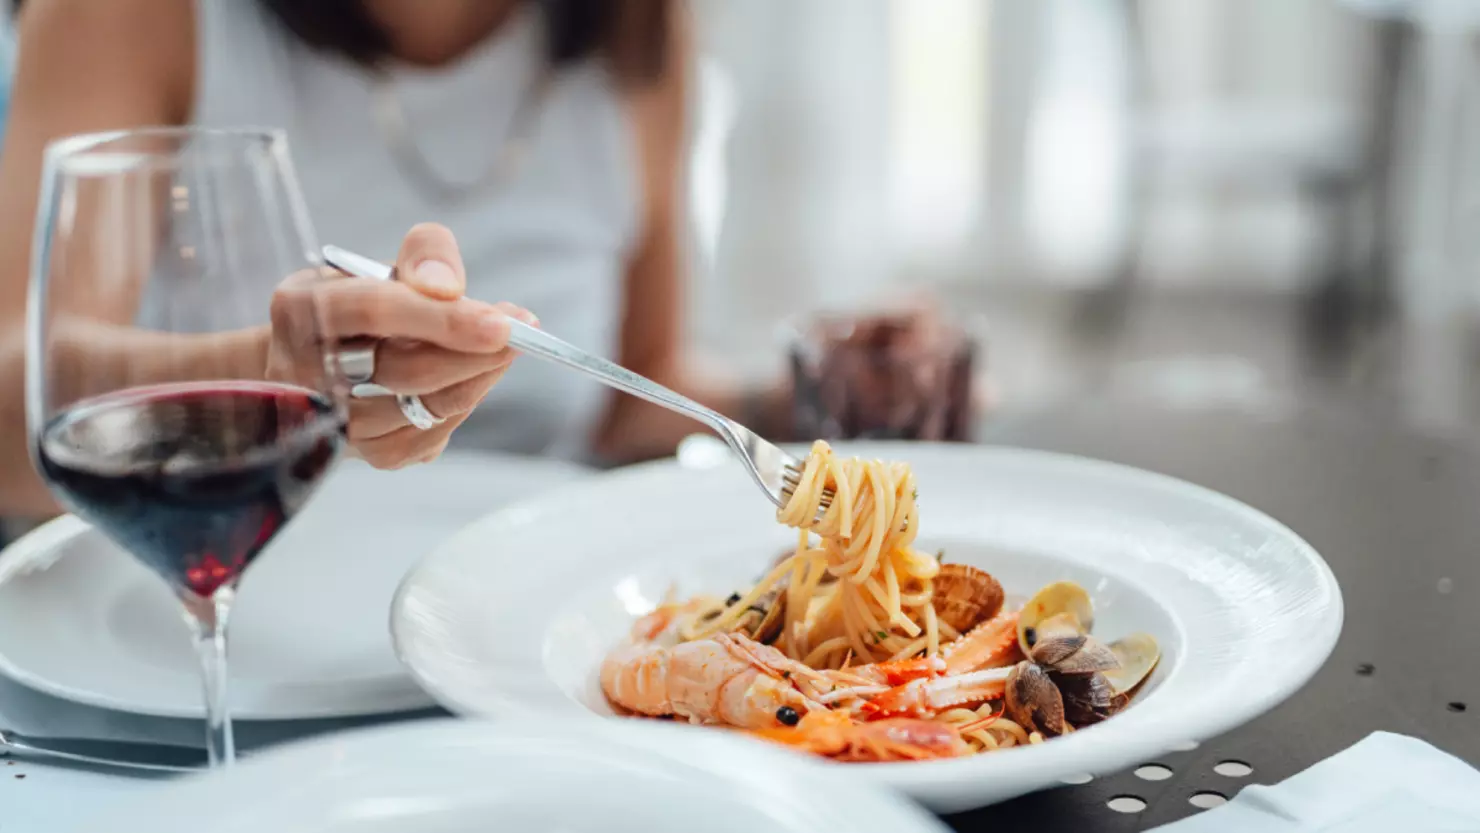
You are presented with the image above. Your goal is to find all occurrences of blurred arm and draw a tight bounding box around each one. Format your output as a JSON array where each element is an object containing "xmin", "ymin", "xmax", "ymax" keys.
[
  {"xmin": 0, "ymin": 0, "xmax": 255, "ymax": 516},
  {"xmin": 593, "ymin": 7, "xmax": 788, "ymax": 463}
]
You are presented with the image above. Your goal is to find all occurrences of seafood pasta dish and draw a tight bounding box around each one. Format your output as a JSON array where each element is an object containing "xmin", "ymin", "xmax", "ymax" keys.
[{"xmin": 600, "ymin": 441, "xmax": 1161, "ymax": 762}]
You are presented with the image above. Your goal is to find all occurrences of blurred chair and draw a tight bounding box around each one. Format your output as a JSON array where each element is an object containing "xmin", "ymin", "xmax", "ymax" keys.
[
  {"xmin": 1336, "ymin": 0, "xmax": 1480, "ymax": 430},
  {"xmin": 1099, "ymin": 0, "xmax": 1395, "ymax": 343},
  {"xmin": 1337, "ymin": 0, "xmax": 1480, "ymax": 316}
]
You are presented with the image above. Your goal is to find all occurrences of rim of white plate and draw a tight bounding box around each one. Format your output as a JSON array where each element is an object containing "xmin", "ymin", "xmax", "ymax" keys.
[
  {"xmin": 391, "ymin": 443, "xmax": 1343, "ymax": 810},
  {"xmin": 88, "ymin": 717, "xmax": 950, "ymax": 833},
  {"xmin": 0, "ymin": 452, "xmax": 587, "ymax": 719}
]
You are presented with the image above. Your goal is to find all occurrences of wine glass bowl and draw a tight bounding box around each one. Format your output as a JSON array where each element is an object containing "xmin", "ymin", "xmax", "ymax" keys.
[{"xmin": 26, "ymin": 128, "xmax": 346, "ymax": 766}]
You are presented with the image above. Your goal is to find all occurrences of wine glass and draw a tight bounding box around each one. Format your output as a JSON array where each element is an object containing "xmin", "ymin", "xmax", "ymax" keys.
[{"xmin": 25, "ymin": 128, "xmax": 347, "ymax": 766}]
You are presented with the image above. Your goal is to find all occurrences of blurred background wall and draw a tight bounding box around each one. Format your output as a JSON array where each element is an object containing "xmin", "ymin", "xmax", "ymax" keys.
[
  {"xmin": 4, "ymin": 0, "xmax": 1478, "ymax": 430},
  {"xmin": 685, "ymin": 0, "xmax": 1480, "ymax": 432}
]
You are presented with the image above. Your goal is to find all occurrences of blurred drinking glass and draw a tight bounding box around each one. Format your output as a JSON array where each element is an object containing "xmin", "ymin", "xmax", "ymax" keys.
[
  {"xmin": 27, "ymin": 128, "xmax": 346, "ymax": 766},
  {"xmin": 786, "ymin": 308, "xmax": 981, "ymax": 442}
]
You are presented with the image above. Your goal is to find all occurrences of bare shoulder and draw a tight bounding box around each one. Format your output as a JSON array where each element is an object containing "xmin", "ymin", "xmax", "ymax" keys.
[{"xmin": 13, "ymin": 0, "xmax": 196, "ymax": 125}]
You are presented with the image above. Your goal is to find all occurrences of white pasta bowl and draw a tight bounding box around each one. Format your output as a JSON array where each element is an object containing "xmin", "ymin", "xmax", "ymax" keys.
[{"xmin": 391, "ymin": 443, "xmax": 1342, "ymax": 813}]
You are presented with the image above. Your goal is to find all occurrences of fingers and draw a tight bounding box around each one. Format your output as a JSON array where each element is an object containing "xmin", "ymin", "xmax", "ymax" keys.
[
  {"xmin": 372, "ymin": 340, "xmax": 515, "ymax": 395},
  {"xmin": 356, "ymin": 421, "xmax": 455, "ymax": 470},
  {"xmin": 396, "ymin": 223, "xmax": 466, "ymax": 301},
  {"xmin": 352, "ymin": 366, "xmax": 508, "ymax": 465},
  {"xmin": 315, "ymin": 281, "xmax": 517, "ymax": 352},
  {"xmin": 349, "ymin": 300, "xmax": 533, "ymax": 394},
  {"xmin": 348, "ymin": 367, "xmax": 510, "ymax": 441}
]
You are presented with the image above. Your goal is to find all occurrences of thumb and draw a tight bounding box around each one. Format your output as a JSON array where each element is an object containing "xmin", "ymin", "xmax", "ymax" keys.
[{"xmin": 395, "ymin": 222, "xmax": 466, "ymax": 301}]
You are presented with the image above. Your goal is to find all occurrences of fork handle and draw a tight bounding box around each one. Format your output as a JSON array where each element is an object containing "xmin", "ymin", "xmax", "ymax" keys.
[
  {"xmin": 505, "ymin": 319, "xmax": 729, "ymax": 433},
  {"xmin": 320, "ymin": 245, "xmax": 729, "ymax": 436}
]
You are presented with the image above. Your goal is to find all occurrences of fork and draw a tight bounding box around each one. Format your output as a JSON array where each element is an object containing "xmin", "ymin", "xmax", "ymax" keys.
[
  {"xmin": 0, "ymin": 727, "xmax": 205, "ymax": 773},
  {"xmin": 321, "ymin": 245, "xmax": 832, "ymax": 512}
]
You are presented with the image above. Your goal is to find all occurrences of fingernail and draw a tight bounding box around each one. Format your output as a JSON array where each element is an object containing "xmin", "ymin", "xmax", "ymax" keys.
[
  {"xmin": 414, "ymin": 260, "xmax": 458, "ymax": 293},
  {"xmin": 516, "ymin": 309, "xmax": 539, "ymax": 327},
  {"xmin": 478, "ymin": 307, "xmax": 511, "ymax": 339}
]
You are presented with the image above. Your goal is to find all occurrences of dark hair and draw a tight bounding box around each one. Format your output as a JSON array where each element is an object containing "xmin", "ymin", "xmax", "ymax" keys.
[
  {"xmin": 8, "ymin": 0, "xmax": 671, "ymax": 86},
  {"xmin": 257, "ymin": 0, "xmax": 671, "ymax": 86}
]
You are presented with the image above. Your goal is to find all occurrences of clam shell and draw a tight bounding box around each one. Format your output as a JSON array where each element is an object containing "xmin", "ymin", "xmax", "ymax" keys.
[
  {"xmin": 1025, "ymin": 616, "xmax": 1087, "ymax": 667},
  {"xmin": 1005, "ymin": 661, "xmax": 1066, "ymax": 737},
  {"xmin": 735, "ymin": 588, "xmax": 787, "ymax": 645},
  {"xmin": 1104, "ymin": 632, "xmax": 1160, "ymax": 696},
  {"xmin": 1017, "ymin": 581, "xmax": 1095, "ymax": 656},
  {"xmin": 1053, "ymin": 671, "xmax": 1120, "ymax": 726},
  {"xmin": 1039, "ymin": 633, "xmax": 1120, "ymax": 675},
  {"xmin": 931, "ymin": 564, "xmax": 1006, "ymax": 633}
]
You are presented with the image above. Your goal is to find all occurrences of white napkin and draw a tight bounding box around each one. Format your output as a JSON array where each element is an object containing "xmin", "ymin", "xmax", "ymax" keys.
[{"xmin": 1150, "ymin": 732, "xmax": 1480, "ymax": 833}]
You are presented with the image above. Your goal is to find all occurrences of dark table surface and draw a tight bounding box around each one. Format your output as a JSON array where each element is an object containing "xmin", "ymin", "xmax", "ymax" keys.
[
  {"xmin": 947, "ymin": 397, "xmax": 1479, "ymax": 830},
  {"xmin": 2, "ymin": 393, "xmax": 1475, "ymax": 830}
]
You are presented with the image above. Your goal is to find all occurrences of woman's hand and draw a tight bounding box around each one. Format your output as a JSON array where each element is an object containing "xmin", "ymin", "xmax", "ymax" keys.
[{"xmin": 266, "ymin": 223, "xmax": 533, "ymax": 469}]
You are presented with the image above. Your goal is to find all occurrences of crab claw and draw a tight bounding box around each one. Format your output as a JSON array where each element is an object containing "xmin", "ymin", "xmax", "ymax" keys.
[
  {"xmin": 858, "ymin": 666, "xmax": 1013, "ymax": 719},
  {"xmin": 941, "ymin": 610, "xmax": 1023, "ymax": 674}
]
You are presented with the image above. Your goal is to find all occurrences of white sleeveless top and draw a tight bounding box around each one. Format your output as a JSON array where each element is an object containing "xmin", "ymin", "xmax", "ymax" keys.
[{"xmin": 188, "ymin": 0, "xmax": 638, "ymax": 460}]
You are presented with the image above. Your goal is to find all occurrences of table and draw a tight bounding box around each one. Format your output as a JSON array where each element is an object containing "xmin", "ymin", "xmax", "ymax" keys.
[
  {"xmin": 3, "ymin": 406, "xmax": 1476, "ymax": 830},
  {"xmin": 948, "ymin": 398, "xmax": 1479, "ymax": 830}
]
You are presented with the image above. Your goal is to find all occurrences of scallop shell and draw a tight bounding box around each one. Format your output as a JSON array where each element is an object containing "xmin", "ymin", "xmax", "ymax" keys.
[{"xmin": 931, "ymin": 564, "xmax": 1006, "ymax": 633}]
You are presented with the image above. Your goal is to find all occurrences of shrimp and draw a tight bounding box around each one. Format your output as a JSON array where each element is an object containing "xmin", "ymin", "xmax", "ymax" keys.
[
  {"xmin": 601, "ymin": 627, "xmax": 830, "ymax": 729},
  {"xmin": 751, "ymin": 710, "xmax": 973, "ymax": 762}
]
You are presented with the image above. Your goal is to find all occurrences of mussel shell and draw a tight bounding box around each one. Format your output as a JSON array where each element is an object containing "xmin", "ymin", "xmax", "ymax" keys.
[
  {"xmin": 1052, "ymin": 671, "xmax": 1121, "ymax": 726},
  {"xmin": 1017, "ymin": 581, "xmax": 1095, "ymax": 656},
  {"xmin": 931, "ymin": 563, "xmax": 1006, "ymax": 633},
  {"xmin": 1005, "ymin": 661, "xmax": 1067, "ymax": 737},
  {"xmin": 1104, "ymin": 632, "xmax": 1160, "ymax": 696}
]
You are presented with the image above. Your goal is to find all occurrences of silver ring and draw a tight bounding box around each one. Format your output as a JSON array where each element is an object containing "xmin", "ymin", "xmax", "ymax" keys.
[
  {"xmin": 396, "ymin": 394, "xmax": 446, "ymax": 430},
  {"xmin": 338, "ymin": 339, "xmax": 379, "ymax": 385}
]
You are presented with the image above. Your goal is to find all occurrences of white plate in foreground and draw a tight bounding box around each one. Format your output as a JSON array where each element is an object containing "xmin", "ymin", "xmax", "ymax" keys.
[
  {"xmin": 0, "ymin": 452, "xmax": 585, "ymax": 719},
  {"xmin": 392, "ymin": 443, "xmax": 1343, "ymax": 813},
  {"xmin": 81, "ymin": 717, "xmax": 949, "ymax": 833}
]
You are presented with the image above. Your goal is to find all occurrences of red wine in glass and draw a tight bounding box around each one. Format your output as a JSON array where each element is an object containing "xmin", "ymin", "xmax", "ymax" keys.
[
  {"xmin": 37, "ymin": 381, "xmax": 343, "ymax": 598},
  {"xmin": 30, "ymin": 127, "xmax": 345, "ymax": 768}
]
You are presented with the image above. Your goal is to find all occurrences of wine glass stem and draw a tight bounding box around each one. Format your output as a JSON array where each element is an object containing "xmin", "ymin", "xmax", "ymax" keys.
[{"xmin": 182, "ymin": 588, "xmax": 236, "ymax": 767}]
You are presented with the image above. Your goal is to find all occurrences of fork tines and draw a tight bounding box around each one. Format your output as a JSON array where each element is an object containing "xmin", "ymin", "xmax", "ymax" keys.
[{"xmin": 781, "ymin": 464, "xmax": 835, "ymax": 511}]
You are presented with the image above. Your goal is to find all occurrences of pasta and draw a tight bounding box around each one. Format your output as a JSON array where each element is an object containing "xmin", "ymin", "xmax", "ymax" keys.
[
  {"xmin": 776, "ymin": 441, "xmax": 941, "ymax": 667},
  {"xmin": 678, "ymin": 441, "xmax": 941, "ymax": 668},
  {"xmin": 599, "ymin": 440, "xmax": 1160, "ymax": 763}
]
